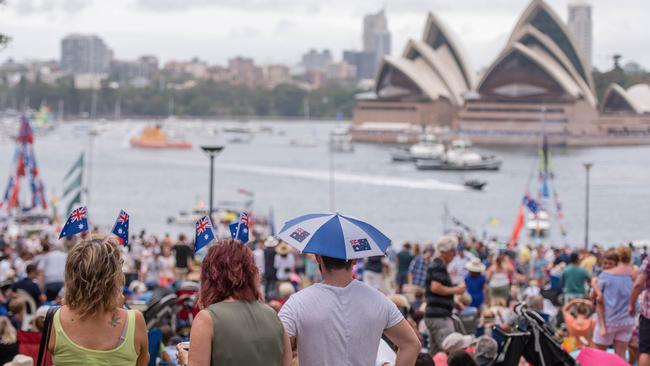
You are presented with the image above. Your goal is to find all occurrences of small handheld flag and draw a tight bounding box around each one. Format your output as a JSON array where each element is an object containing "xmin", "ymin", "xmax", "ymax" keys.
[
  {"xmin": 229, "ymin": 210, "xmax": 249, "ymax": 243},
  {"xmin": 59, "ymin": 206, "xmax": 89, "ymax": 239},
  {"xmin": 195, "ymin": 215, "xmax": 215, "ymax": 251},
  {"xmin": 111, "ymin": 210, "xmax": 130, "ymax": 246}
]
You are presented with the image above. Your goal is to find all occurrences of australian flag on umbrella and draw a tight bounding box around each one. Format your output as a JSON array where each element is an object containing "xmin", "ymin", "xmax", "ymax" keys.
[
  {"xmin": 229, "ymin": 210, "xmax": 249, "ymax": 243},
  {"xmin": 111, "ymin": 210, "xmax": 130, "ymax": 246},
  {"xmin": 59, "ymin": 206, "xmax": 89, "ymax": 239},
  {"xmin": 195, "ymin": 215, "xmax": 215, "ymax": 252}
]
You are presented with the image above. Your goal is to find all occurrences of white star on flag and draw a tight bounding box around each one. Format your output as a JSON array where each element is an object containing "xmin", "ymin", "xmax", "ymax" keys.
[
  {"xmin": 204, "ymin": 234, "xmax": 209, "ymax": 240},
  {"xmin": 118, "ymin": 228, "xmax": 123, "ymax": 234},
  {"xmin": 78, "ymin": 224, "xmax": 84, "ymax": 229}
]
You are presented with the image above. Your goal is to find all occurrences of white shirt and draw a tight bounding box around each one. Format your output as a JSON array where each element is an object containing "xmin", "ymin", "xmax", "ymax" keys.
[
  {"xmin": 274, "ymin": 254, "xmax": 295, "ymax": 281},
  {"xmin": 279, "ymin": 280, "xmax": 404, "ymax": 366},
  {"xmin": 253, "ymin": 248, "xmax": 265, "ymax": 276},
  {"xmin": 37, "ymin": 250, "xmax": 67, "ymax": 284},
  {"xmin": 376, "ymin": 339, "xmax": 397, "ymax": 366},
  {"xmin": 447, "ymin": 251, "xmax": 475, "ymax": 285}
]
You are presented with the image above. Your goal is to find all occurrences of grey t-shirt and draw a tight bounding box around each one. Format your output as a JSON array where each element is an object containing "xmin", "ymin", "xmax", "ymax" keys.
[{"xmin": 279, "ymin": 279, "xmax": 404, "ymax": 366}]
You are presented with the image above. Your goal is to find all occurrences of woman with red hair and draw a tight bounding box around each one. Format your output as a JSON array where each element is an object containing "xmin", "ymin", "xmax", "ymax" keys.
[{"xmin": 176, "ymin": 239, "xmax": 291, "ymax": 366}]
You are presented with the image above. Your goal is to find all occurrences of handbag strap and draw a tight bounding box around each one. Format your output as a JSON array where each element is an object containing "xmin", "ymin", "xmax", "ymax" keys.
[{"xmin": 36, "ymin": 306, "xmax": 59, "ymax": 366}]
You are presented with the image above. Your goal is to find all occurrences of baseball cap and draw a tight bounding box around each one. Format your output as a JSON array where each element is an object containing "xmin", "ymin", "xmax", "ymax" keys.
[{"xmin": 441, "ymin": 332, "xmax": 474, "ymax": 354}]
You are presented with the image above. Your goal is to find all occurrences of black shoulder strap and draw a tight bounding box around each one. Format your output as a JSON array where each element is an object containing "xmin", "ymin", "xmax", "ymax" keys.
[{"xmin": 36, "ymin": 306, "xmax": 59, "ymax": 366}]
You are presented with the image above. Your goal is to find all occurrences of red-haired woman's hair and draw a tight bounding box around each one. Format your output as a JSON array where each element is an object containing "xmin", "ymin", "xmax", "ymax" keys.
[{"xmin": 199, "ymin": 239, "xmax": 261, "ymax": 308}]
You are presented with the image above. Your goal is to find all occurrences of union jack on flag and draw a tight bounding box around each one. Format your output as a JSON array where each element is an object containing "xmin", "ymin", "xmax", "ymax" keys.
[
  {"xmin": 59, "ymin": 206, "xmax": 89, "ymax": 239},
  {"xmin": 195, "ymin": 215, "xmax": 215, "ymax": 251}
]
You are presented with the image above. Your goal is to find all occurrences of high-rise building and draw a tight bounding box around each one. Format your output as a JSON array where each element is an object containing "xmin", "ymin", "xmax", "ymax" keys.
[
  {"xmin": 301, "ymin": 49, "xmax": 332, "ymax": 72},
  {"xmin": 61, "ymin": 34, "xmax": 113, "ymax": 74},
  {"xmin": 568, "ymin": 1, "xmax": 592, "ymax": 67},
  {"xmin": 343, "ymin": 50, "xmax": 376, "ymax": 79},
  {"xmin": 362, "ymin": 9, "xmax": 391, "ymax": 77},
  {"xmin": 363, "ymin": 9, "xmax": 388, "ymax": 52}
]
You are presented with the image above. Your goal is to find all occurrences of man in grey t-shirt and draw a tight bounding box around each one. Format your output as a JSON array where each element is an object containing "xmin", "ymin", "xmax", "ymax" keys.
[{"xmin": 279, "ymin": 255, "xmax": 420, "ymax": 366}]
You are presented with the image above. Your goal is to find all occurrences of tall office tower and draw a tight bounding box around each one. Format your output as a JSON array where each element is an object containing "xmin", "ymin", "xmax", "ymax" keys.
[
  {"xmin": 568, "ymin": 1, "xmax": 592, "ymax": 67},
  {"xmin": 61, "ymin": 34, "xmax": 113, "ymax": 74},
  {"xmin": 362, "ymin": 9, "xmax": 391, "ymax": 76}
]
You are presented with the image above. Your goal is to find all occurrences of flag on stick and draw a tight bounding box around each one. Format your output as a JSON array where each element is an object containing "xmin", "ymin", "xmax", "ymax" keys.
[
  {"xmin": 229, "ymin": 210, "xmax": 249, "ymax": 243},
  {"xmin": 111, "ymin": 210, "xmax": 130, "ymax": 246},
  {"xmin": 195, "ymin": 215, "xmax": 215, "ymax": 251},
  {"xmin": 59, "ymin": 206, "xmax": 89, "ymax": 239}
]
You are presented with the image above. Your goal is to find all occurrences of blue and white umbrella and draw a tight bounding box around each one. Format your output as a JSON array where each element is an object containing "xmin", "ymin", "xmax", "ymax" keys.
[{"xmin": 277, "ymin": 212, "xmax": 391, "ymax": 260}]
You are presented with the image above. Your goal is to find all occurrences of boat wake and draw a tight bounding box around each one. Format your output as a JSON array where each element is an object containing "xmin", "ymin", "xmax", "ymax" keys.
[{"xmin": 216, "ymin": 163, "xmax": 464, "ymax": 192}]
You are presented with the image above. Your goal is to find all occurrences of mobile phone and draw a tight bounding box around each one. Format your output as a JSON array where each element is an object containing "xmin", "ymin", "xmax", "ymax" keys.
[{"xmin": 180, "ymin": 341, "xmax": 190, "ymax": 350}]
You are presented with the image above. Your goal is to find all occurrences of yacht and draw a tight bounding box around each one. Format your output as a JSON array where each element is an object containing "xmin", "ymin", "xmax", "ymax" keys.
[
  {"xmin": 391, "ymin": 134, "xmax": 444, "ymax": 161},
  {"xmin": 415, "ymin": 139, "xmax": 502, "ymax": 171}
]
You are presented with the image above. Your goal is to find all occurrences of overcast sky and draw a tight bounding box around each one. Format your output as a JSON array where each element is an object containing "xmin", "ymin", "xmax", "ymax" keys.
[{"xmin": 0, "ymin": 0, "xmax": 647, "ymax": 72}]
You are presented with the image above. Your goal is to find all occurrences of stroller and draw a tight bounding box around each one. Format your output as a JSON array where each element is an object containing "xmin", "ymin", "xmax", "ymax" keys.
[
  {"xmin": 494, "ymin": 303, "xmax": 578, "ymax": 366},
  {"xmin": 143, "ymin": 286, "xmax": 179, "ymax": 332}
]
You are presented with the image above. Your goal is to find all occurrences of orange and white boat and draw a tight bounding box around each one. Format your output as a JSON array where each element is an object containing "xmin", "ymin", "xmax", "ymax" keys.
[{"xmin": 130, "ymin": 125, "xmax": 192, "ymax": 149}]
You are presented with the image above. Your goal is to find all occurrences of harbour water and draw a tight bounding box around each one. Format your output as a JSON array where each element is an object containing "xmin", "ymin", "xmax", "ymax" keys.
[{"xmin": 1, "ymin": 119, "xmax": 649, "ymax": 247}]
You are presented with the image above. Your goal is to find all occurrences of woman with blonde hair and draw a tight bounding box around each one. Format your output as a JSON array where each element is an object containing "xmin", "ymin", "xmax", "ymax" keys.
[
  {"xmin": 47, "ymin": 235, "xmax": 149, "ymax": 365},
  {"xmin": 0, "ymin": 316, "xmax": 19, "ymax": 364}
]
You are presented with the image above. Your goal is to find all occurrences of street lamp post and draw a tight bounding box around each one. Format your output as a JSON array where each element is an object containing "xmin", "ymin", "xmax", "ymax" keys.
[
  {"xmin": 583, "ymin": 162, "xmax": 593, "ymax": 250},
  {"xmin": 201, "ymin": 145, "xmax": 224, "ymax": 222}
]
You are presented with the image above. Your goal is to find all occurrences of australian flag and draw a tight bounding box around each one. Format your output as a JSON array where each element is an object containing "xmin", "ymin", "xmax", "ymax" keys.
[
  {"xmin": 59, "ymin": 206, "xmax": 89, "ymax": 239},
  {"xmin": 229, "ymin": 211, "xmax": 249, "ymax": 243},
  {"xmin": 111, "ymin": 210, "xmax": 130, "ymax": 246},
  {"xmin": 195, "ymin": 215, "xmax": 215, "ymax": 252},
  {"xmin": 523, "ymin": 194, "xmax": 539, "ymax": 214},
  {"xmin": 290, "ymin": 227, "xmax": 310, "ymax": 243},
  {"xmin": 351, "ymin": 238, "xmax": 372, "ymax": 252}
]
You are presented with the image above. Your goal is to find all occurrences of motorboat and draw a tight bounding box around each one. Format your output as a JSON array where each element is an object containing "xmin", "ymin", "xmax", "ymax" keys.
[
  {"xmin": 415, "ymin": 140, "xmax": 502, "ymax": 171},
  {"xmin": 391, "ymin": 134, "xmax": 444, "ymax": 162},
  {"xmin": 464, "ymin": 179, "xmax": 487, "ymax": 190},
  {"xmin": 329, "ymin": 127, "xmax": 354, "ymax": 152},
  {"xmin": 527, "ymin": 210, "xmax": 550, "ymax": 237},
  {"xmin": 130, "ymin": 125, "xmax": 192, "ymax": 149}
]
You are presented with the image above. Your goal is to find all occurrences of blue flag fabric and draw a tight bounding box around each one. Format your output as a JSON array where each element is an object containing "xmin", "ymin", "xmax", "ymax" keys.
[
  {"xmin": 59, "ymin": 206, "xmax": 89, "ymax": 239},
  {"xmin": 523, "ymin": 194, "xmax": 539, "ymax": 214},
  {"xmin": 195, "ymin": 215, "xmax": 215, "ymax": 251},
  {"xmin": 111, "ymin": 210, "xmax": 130, "ymax": 246},
  {"xmin": 229, "ymin": 211, "xmax": 249, "ymax": 243}
]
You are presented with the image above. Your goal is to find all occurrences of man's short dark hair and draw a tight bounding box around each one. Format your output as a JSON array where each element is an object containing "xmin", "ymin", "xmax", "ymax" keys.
[
  {"xmin": 403, "ymin": 243, "xmax": 412, "ymax": 250},
  {"xmin": 26, "ymin": 264, "xmax": 38, "ymax": 274},
  {"xmin": 321, "ymin": 256, "xmax": 354, "ymax": 272},
  {"xmin": 570, "ymin": 252, "xmax": 579, "ymax": 264}
]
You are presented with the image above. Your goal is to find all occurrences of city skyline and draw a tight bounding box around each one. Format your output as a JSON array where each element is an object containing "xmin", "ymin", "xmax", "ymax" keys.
[{"xmin": 1, "ymin": 0, "xmax": 649, "ymax": 71}]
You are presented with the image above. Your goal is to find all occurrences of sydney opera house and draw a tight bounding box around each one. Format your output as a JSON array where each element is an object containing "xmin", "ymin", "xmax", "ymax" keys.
[{"xmin": 352, "ymin": 0, "xmax": 650, "ymax": 146}]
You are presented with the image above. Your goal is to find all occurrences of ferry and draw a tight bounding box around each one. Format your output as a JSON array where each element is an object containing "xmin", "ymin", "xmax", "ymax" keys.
[{"xmin": 130, "ymin": 125, "xmax": 192, "ymax": 149}]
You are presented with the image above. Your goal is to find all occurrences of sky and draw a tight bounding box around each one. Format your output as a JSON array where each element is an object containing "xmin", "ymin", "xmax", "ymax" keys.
[{"xmin": 0, "ymin": 0, "xmax": 648, "ymax": 72}]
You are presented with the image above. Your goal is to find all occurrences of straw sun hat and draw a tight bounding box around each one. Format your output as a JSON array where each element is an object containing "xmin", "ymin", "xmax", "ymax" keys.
[
  {"xmin": 275, "ymin": 242, "xmax": 292, "ymax": 255},
  {"xmin": 465, "ymin": 258, "xmax": 486, "ymax": 273}
]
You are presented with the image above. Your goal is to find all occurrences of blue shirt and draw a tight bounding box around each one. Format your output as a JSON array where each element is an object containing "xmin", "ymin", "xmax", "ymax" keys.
[
  {"xmin": 598, "ymin": 271, "xmax": 635, "ymax": 327},
  {"xmin": 465, "ymin": 274, "xmax": 486, "ymax": 308}
]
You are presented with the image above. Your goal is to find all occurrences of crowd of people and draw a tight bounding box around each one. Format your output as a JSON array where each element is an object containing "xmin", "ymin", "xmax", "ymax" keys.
[{"xmin": 0, "ymin": 221, "xmax": 649, "ymax": 366}]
